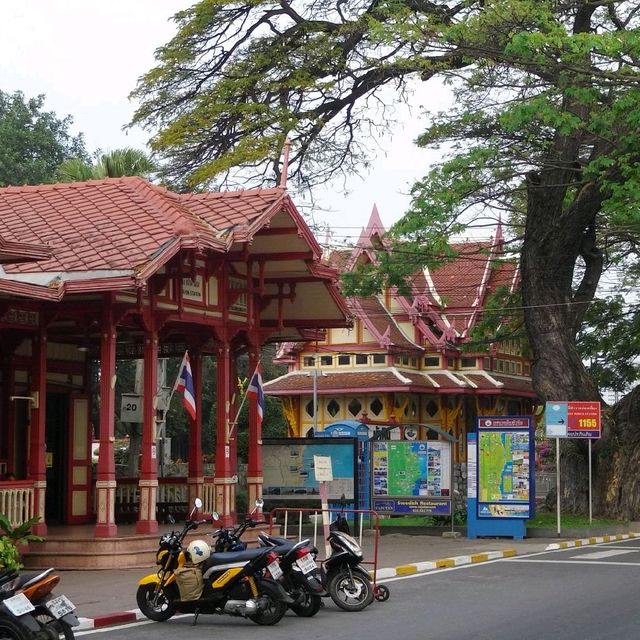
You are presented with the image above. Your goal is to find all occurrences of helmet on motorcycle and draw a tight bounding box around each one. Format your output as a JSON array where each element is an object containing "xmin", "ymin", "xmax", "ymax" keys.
[{"xmin": 186, "ymin": 539, "xmax": 210, "ymax": 565}]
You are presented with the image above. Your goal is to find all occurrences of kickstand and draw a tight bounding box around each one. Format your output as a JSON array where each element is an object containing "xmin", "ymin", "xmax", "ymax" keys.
[{"xmin": 193, "ymin": 610, "xmax": 200, "ymax": 626}]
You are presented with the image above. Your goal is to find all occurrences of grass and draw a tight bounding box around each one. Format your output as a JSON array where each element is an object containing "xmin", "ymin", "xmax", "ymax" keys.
[{"xmin": 367, "ymin": 512, "xmax": 627, "ymax": 529}]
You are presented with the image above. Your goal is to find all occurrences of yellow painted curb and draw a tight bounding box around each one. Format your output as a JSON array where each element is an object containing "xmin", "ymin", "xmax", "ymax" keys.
[
  {"xmin": 471, "ymin": 553, "xmax": 489, "ymax": 563},
  {"xmin": 436, "ymin": 558, "xmax": 455, "ymax": 568},
  {"xmin": 603, "ymin": 535, "xmax": 611, "ymax": 542},
  {"xmin": 502, "ymin": 548, "xmax": 517, "ymax": 558},
  {"xmin": 574, "ymin": 540, "xmax": 582, "ymax": 547},
  {"xmin": 396, "ymin": 565, "xmax": 418, "ymax": 576},
  {"xmin": 589, "ymin": 537, "xmax": 597, "ymax": 544}
]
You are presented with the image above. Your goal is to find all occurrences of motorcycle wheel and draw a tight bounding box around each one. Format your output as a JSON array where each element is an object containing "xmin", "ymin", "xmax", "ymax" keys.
[
  {"xmin": 33, "ymin": 608, "xmax": 75, "ymax": 639},
  {"xmin": 288, "ymin": 585, "xmax": 322, "ymax": 617},
  {"xmin": 327, "ymin": 569, "xmax": 374, "ymax": 612},
  {"xmin": 248, "ymin": 593, "xmax": 288, "ymax": 626},
  {"xmin": 136, "ymin": 583, "xmax": 177, "ymax": 622},
  {"xmin": 0, "ymin": 617, "xmax": 30, "ymax": 640}
]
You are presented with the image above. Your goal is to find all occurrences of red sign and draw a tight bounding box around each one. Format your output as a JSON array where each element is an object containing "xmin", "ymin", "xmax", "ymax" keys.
[{"xmin": 567, "ymin": 402, "xmax": 601, "ymax": 439}]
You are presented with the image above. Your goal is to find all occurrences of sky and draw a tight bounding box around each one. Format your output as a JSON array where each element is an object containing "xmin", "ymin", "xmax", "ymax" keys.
[{"xmin": 0, "ymin": 0, "xmax": 452, "ymax": 246}]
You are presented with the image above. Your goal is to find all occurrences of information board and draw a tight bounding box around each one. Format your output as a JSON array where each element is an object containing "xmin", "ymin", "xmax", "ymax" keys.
[
  {"xmin": 476, "ymin": 416, "xmax": 534, "ymax": 519},
  {"xmin": 371, "ymin": 440, "xmax": 452, "ymax": 516},
  {"xmin": 262, "ymin": 438, "xmax": 356, "ymax": 502},
  {"xmin": 545, "ymin": 401, "xmax": 601, "ymax": 439}
]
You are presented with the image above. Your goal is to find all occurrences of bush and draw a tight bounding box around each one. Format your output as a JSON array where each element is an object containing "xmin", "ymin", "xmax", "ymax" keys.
[{"xmin": 0, "ymin": 515, "xmax": 44, "ymax": 570}]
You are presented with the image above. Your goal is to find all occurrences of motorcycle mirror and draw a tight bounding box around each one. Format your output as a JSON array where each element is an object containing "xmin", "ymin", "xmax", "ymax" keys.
[
  {"xmin": 255, "ymin": 499, "xmax": 264, "ymax": 508},
  {"xmin": 194, "ymin": 498, "xmax": 203, "ymax": 509},
  {"xmin": 211, "ymin": 511, "xmax": 220, "ymax": 521}
]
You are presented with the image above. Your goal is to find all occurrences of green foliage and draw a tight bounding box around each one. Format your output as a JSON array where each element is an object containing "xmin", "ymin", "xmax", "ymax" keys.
[
  {"xmin": 0, "ymin": 90, "xmax": 87, "ymax": 187},
  {"xmin": 577, "ymin": 296, "xmax": 640, "ymax": 394},
  {"xmin": 56, "ymin": 148, "xmax": 156, "ymax": 182},
  {"xmin": 0, "ymin": 514, "xmax": 44, "ymax": 570}
]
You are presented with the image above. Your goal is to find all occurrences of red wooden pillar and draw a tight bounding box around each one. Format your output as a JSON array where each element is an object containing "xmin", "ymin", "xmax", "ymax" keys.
[
  {"xmin": 187, "ymin": 351, "xmax": 204, "ymax": 509},
  {"xmin": 247, "ymin": 348, "xmax": 263, "ymax": 513},
  {"xmin": 137, "ymin": 330, "xmax": 159, "ymax": 534},
  {"xmin": 29, "ymin": 330, "xmax": 47, "ymax": 536},
  {"xmin": 214, "ymin": 341, "xmax": 237, "ymax": 526},
  {"xmin": 95, "ymin": 315, "xmax": 118, "ymax": 537}
]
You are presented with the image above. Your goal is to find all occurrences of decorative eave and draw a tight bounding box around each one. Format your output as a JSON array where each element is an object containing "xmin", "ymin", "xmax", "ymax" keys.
[{"xmin": 0, "ymin": 237, "xmax": 52, "ymax": 264}]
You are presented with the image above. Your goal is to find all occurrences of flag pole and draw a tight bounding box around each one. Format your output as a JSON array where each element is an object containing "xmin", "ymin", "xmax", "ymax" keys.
[{"xmin": 228, "ymin": 360, "xmax": 261, "ymax": 440}]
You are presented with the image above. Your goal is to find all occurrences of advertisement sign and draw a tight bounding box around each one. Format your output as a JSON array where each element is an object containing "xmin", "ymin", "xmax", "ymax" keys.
[
  {"xmin": 370, "ymin": 440, "xmax": 452, "ymax": 516},
  {"xmin": 476, "ymin": 416, "xmax": 534, "ymax": 520},
  {"xmin": 545, "ymin": 401, "xmax": 601, "ymax": 439}
]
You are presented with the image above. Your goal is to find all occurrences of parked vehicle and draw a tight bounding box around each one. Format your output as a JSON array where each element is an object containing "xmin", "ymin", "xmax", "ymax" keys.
[
  {"xmin": 17, "ymin": 567, "xmax": 79, "ymax": 639},
  {"xmin": 0, "ymin": 566, "xmax": 78, "ymax": 639},
  {"xmin": 323, "ymin": 512, "xmax": 374, "ymax": 611},
  {"xmin": 209, "ymin": 501, "xmax": 325, "ymax": 617},
  {"xmin": 136, "ymin": 498, "xmax": 293, "ymax": 626}
]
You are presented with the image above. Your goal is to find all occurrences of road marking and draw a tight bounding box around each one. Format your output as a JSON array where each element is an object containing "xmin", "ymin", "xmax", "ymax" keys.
[
  {"xmin": 504, "ymin": 559, "xmax": 640, "ymax": 567},
  {"xmin": 572, "ymin": 549, "xmax": 638, "ymax": 560}
]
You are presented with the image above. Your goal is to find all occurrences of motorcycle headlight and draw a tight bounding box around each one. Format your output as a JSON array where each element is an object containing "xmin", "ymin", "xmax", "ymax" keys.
[{"xmin": 338, "ymin": 533, "xmax": 363, "ymax": 557}]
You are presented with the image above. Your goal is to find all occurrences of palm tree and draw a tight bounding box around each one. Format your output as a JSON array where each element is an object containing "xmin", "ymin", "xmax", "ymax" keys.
[{"xmin": 56, "ymin": 147, "xmax": 156, "ymax": 181}]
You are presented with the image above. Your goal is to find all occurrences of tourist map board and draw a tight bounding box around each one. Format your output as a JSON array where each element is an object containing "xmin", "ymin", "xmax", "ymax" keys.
[
  {"xmin": 371, "ymin": 440, "xmax": 451, "ymax": 515},
  {"xmin": 476, "ymin": 417, "xmax": 534, "ymax": 519}
]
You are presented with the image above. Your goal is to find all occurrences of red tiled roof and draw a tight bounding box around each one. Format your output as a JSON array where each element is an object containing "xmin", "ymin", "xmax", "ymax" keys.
[
  {"xmin": 350, "ymin": 296, "xmax": 421, "ymax": 352},
  {"xmin": 0, "ymin": 178, "xmax": 287, "ymax": 275},
  {"xmin": 265, "ymin": 368, "xmax": 533, "ymax": 396}
]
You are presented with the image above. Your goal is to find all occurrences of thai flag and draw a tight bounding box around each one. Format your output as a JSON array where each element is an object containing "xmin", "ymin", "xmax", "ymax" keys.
[
  {"xmin": 175, "ymin": 352, "xmax": 196, "ymax": 420},
  {"xmin": 247, "ymin": 371, "xmax": 265, "ymax": 427}
]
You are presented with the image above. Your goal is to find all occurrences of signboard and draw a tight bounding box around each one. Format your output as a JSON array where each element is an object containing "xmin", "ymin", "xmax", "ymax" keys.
[
  {"xmin": 262, "ymin": 438, "xmax": 356, "ymax": 502},
  {"xmin": 476, "ymin": 416, "xmax": 534, "ymax": 519},
  {"xmin": 313, "ymin": 455, "xmax": 333, "ymax": 482},
  {"xmin": 120, "ymin": 393, "xmax": 142, "ymax": 423},
  {"xmin": 371, "ymin": 440, "xmax": 452, "ymax": 516},
  {"xmin": 181, "ymin": 276, "xmax": 204, "ymax": 302},
  {"xmin": 545, "ymin": 401, "xmax": 601, "ymax": 439}
]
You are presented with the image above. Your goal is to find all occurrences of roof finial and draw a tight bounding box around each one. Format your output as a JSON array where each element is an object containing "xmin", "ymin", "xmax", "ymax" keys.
[{"xmin": 279, "ymin": 138, "xmax": 291, "ymax": 189}]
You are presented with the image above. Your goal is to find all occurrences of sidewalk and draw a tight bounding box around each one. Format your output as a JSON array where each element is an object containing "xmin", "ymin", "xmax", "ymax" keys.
[{"xmin": 59, "ymin": 529, "xmax": 639, "ymax": 630}]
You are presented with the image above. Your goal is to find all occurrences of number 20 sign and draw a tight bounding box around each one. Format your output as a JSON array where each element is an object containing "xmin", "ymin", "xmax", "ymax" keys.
[{"xmin": 545, "ymin": 401, "xmax": 601, "ymax": 439}]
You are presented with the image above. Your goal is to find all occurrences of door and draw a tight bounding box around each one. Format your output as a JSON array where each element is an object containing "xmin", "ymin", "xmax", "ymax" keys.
[{"xmin": 45, "ymin": 392, "xmax": 69, "ymax": 524}]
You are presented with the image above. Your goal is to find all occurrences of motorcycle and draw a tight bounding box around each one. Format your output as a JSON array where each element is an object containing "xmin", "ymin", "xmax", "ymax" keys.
[
  {"xmin": 322, "ymin": 510, "xmax": 375, "ymax": 611},
  {"xmin": 208, "ymin": 504, "xmax": 326, "ymax": 618},
  {"xmin": 136, "ymin": 498, "xmax": 293, "ymax": 626},
  {"xmin": 0, "ymin": 567, "xmax": 78, "ymax": 639},
  {"xmin": 17, "ymin": 567, "xmax": 79, "ymax": 639}
]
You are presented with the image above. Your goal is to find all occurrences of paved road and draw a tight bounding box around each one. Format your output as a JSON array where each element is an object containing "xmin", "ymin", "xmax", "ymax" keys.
[{"xmin": 76, "ymin": 538, "xmax": 640, "ymax": 639}]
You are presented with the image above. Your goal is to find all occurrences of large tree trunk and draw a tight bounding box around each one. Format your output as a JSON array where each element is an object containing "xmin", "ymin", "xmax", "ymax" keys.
[
  {"xmin": 594, "ymin": 387, "xmax": 640, "ymax": 519},
  {"xmin": 522, "ymin": 172, "xmax": 602, "ymax": 514}
]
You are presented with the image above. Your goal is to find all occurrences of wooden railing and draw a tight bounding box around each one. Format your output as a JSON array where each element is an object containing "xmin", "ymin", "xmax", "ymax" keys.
[{"xmin": 0, "ymin": 482, "xmax": 35, "ymax": 527}]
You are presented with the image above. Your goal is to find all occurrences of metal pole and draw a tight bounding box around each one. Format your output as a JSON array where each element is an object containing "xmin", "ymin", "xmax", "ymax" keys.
[
  {"xmin": 312, "ymin": 369, "xmax": 318, "ymax": 433},
  {"xmin": 451, "ymin": 438, "xmax": 455, "ymax": 534},
  {"xmin": 589, "ymin": 438, "xmax": 593, "ymax": 524},
  {"xmin": 556, "ymin": 437, "xmax": 561, "ymax": 536}
]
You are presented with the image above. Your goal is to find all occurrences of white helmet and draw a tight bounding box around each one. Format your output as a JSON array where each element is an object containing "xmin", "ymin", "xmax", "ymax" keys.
[{"xmin": 186, "ymin": 539, "xmax": 210, "ymax": 565}]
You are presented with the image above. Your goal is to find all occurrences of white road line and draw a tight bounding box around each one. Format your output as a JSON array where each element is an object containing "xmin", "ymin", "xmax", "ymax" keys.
[
  {"xmin": 504, "ymin": 559, "xmax": 640, "ymax": 566},
  {"xmin": 572, "ymin": 549, "xmax": 638, "ymax": 559}
]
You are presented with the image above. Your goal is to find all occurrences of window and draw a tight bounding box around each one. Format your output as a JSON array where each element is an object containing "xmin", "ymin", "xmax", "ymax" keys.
[
  {"xmin": 348, "ymin": 398, "xmax": 362, "ymax": 416},
  {"xmin": 524, "ymin": 363, "xmax": 530, "ymax": 376},
  {"xmin": 303, "ymin": 356, "xmax": 315, "ymax": 367},
  {"xmin": 447, "ymin": 358, "xmax": 457, "ymax": 369},
  {"xmin": 424, "ymin": 356, "xmax": 440, "ymax": 368},
  {"xmin": 461, "ymin": 357, "xmax": 476, "ymax": 368},
  {"xmin": 410, "ymin": 358, "xmax": 417, "ymax": 367},
  {"xmin": 372, "ymin": 353, "xmax": 386, "ymax": 364},
  {"xmin": 338, "ymin": 355, "xmax": 350, "ymax": 366},
  {"xmin": 327, "ymin": 399, "xmax": 340, "ymax": 417},
  {"xmin": 370, "ymin": 397, "xmax": 383, "ymax": 416},
  {"xmin": 304, "ymin": 400, "xmax": 315, "ymax": 417},
  {"xmin": 320, "ymin": 355, "xmax": 333, "ymax": 366},
  {"xmin": 483, "ymin": 357, "xmax": 491, "ymax": 370},
  {"xmin": 355, "ymin": 354, "xmax": 368, "ymax": 365}
]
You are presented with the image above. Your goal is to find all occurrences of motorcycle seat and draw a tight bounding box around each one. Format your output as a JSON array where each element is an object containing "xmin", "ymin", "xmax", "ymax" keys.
[{"xmin": 202, "ymin": 548, "xmax": 267, "ymax": 568}]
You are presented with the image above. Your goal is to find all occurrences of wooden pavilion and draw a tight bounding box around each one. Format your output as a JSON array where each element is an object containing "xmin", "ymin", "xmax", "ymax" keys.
[{"xmin": 0, "ymin": 177, "xmax": 350, "ymax": 543}]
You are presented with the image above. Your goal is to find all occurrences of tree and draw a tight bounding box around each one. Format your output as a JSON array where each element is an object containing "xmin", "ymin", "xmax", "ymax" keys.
[
  {"xmin": 56, "ymin": 147, "xmax": 156, "ymax": 182},
  {"xmin": 133, "ymin": 1, "xmax": 640, "ymax": 516},
  {"xmin": 0, "ymin": 90, "xmax": 87, "ymax": 187}
]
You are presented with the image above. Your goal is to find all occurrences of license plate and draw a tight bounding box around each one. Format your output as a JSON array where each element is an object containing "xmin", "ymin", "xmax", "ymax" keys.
[
  {"xmin": 267, "ymin": 559, "xmax": 283, "ymax": 580},
  {"xmin": 46, "ymin": 595, "xmax": 75, "ymax": 619},
  {"xmin": 296, "ymin": 553, "xmax": 317, "ymax": 574},
  {"xmin": 4, "ymin": 592, "xmax": 35, "ymax": 616}
]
